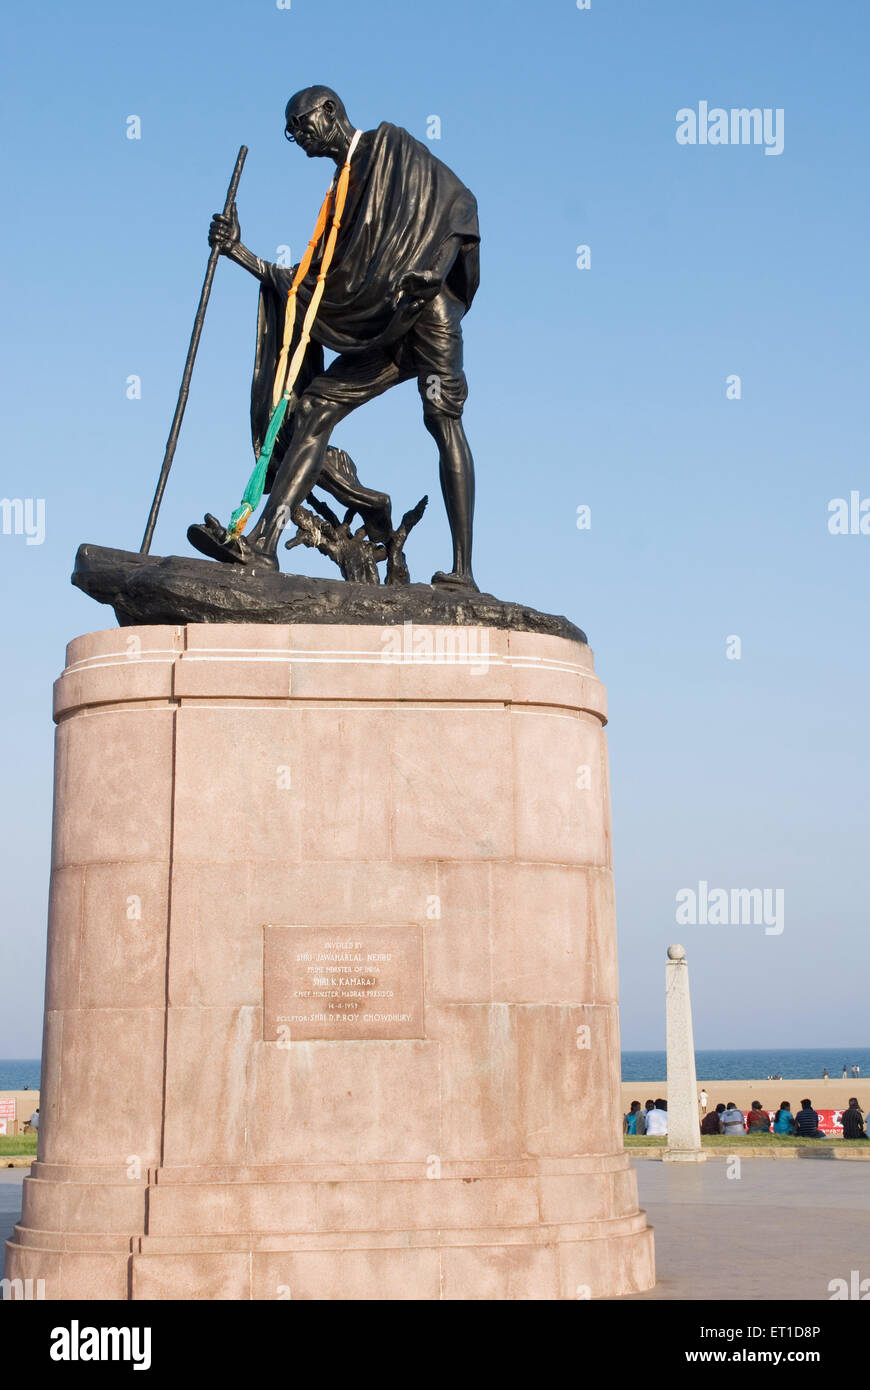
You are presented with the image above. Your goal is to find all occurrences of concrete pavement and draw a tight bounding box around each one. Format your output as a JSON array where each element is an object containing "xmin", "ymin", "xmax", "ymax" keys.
[
  {"xmin": 2, "ymin": 1161, "xmax": 866, "ymax": 1300},
  {"xmin": 622, "ymin": 1157, "xmax": 870, "ymax": 1300}
]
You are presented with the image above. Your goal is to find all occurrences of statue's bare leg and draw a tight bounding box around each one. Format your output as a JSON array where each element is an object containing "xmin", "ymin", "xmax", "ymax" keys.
[{"xmin": 424, "ymin": 413, "xmax": 477, "ymax": 591}]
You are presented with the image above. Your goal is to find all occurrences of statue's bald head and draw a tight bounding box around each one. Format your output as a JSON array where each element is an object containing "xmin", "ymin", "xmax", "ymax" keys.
[{"xmin": 285, "ymin": 86, "xmax": 348, "ymax": 138}]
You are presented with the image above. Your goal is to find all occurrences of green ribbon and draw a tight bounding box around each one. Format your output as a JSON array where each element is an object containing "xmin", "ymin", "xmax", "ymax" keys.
[{"xmin": 227, "ymin": 395, "xmax": 290, "ymax": 535}]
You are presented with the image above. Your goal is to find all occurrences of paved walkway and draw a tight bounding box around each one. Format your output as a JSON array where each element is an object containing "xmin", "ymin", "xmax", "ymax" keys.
[
  {"xmin": 3, "ymin": 1162, "xmax": 866, "ymax": 1299},
  {"xmin": 623, "ymin": 1157, "xmax": 870, "ymax": 1300},
  {"xmin": 0, "ymin": 1171, "xmax": 24, "ymax": 1279}
]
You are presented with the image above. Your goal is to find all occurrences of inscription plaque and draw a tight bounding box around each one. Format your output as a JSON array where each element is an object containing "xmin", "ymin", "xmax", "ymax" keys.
[{"xmin": 264, "ymin": 924, "xmax": 424, "ymax": 1041}]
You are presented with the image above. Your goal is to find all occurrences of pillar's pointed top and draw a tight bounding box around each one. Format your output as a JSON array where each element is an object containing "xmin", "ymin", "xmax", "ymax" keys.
[{"xmin": 667, "ymin": 943, "xmax": 686, "ymax": 960}]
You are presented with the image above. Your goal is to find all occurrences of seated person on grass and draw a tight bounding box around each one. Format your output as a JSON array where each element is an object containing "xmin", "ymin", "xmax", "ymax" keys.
[
  {"xmin": 773, "ymin": 1102, "xmax": 795, "ymax": 1134},
  {"xmin": 720, "ymin": 1103, "xmax": 746, "ymax": 1136},
  {"xmin": 644, "ymin": 1100, "xmax": 668, "ymax": 1136},
  {"xmin": 701, "ymin": 1103, "xmax": 725, "ymax": 1135},
  {"xmin": 793, "ymin": 1099, "xmax": 825, "ymax": 1138},
  {"xmin": 624, "ymin": 1100, "xmax": 643, "ymax": 1135},
  {"xmin": 840, "ymin": 1098, "xmax": 867, "ymax": 1140},
  {"xmin": 746, "ymin": 1100, "xmax": 771, "ymax": 1134}
]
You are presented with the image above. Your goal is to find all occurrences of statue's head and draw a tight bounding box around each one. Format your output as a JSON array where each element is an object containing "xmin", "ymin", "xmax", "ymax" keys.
[{"xmin": 284, "ymin": 86, "xmax": 349, "ymax": 157}]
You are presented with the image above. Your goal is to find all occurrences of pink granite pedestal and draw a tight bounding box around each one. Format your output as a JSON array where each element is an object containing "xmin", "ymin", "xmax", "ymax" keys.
[{"xmin": 6, "ymin": 622, "xmax": 654, "ymax": 1300}]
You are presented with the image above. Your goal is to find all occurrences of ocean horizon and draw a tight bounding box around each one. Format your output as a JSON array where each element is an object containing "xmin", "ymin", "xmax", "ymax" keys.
[
  {"xmin": 0, "ymin": 1059, "xmax": 41, "ymax": 1090},
  {"xmin": 622, "ymin": 1048, "xmax": 870, "ymax": 1083},
  {"xmin": 4, "ymin": 1048, "xmax": 870, "ymax": 1092}
]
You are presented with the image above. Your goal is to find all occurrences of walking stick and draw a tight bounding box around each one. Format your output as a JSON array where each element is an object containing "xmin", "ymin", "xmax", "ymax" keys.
[{"xmin": 139, "ymin": 145, "xmax": 248, "ymax": 553}]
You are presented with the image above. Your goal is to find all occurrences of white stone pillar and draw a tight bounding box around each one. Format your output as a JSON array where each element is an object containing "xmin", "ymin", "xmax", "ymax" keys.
[{"xmin": 662, "ymin": 944, "xmax": 707, "ymax": 1162}]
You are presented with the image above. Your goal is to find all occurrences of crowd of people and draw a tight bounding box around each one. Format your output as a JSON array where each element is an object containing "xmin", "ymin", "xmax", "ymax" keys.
[{"xmin": 624, "ymin": 1095, "xmax": 868, "ymax": 1139}]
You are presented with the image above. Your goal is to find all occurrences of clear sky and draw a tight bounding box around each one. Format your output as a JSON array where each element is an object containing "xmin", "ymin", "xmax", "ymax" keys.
[{"xmin": 1, "ymin": 0, "xmax": 867, "ymax": 1055}]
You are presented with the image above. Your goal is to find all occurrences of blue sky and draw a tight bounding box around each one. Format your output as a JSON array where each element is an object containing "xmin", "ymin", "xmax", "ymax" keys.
[{"xmin": 1, "ymin": 0, "xmax": 868, "ymax": 1054}]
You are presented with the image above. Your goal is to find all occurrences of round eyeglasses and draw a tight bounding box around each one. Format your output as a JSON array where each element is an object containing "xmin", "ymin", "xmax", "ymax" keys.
[{"xmin": 284, "ymin": 102, "xmax": 327, "ymax": 143}]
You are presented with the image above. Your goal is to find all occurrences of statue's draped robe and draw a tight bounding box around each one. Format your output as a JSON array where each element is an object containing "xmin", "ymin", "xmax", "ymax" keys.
[{"xmin": 250, "ymin": 122, "xmax": 480, "ymax": 489}]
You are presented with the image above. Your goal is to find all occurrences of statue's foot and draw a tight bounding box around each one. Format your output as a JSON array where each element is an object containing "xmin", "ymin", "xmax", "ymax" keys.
[
  {"xmin": 187, "ymin": 515, "xmax": 279, "ymax": 572},
  {"xmin": 431, "ymin": 569, "xmax": 479, "ymax": 594}
]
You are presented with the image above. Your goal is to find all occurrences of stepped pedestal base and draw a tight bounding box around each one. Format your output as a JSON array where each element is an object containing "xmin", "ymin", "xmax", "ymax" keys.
[{"xmin": 6, "ymin": 622, "xmax": 654, "ymax": 1299}]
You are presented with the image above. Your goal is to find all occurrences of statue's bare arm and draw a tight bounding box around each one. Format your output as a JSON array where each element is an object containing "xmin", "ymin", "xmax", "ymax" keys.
[{"xmin": 208, "ymin": 205, "xmax": 268, "ymax": 281}]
